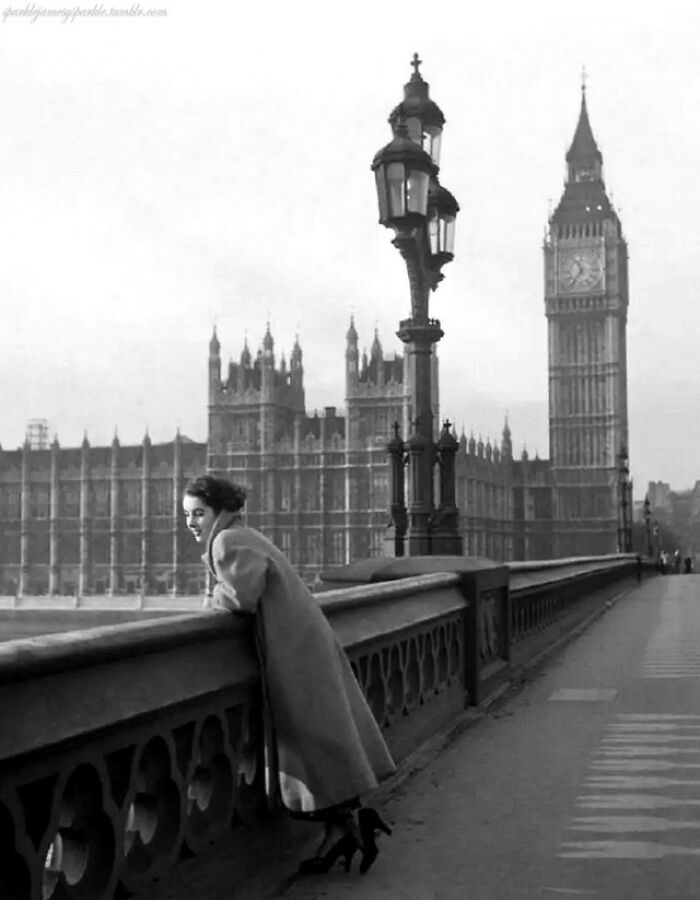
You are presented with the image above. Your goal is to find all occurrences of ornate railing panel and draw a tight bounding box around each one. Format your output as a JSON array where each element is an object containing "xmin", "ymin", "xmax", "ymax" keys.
[{"xmin": 508, "ymin": 555, "xmax": 640, "ymax": 648}]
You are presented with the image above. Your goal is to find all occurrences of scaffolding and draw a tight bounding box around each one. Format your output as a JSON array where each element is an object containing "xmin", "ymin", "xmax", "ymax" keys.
[{"xmin": 26, "ymin": 419, "xmax": 50, "ymax": 450}]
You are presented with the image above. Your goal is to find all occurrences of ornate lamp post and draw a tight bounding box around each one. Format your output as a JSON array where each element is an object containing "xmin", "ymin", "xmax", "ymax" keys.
[
  {"xmin": 653, "ymin": 518, "xmax": 660, "ymax": 560},
  {"xmin": 617, "ymin": 445, "xmax": 631, "ymax": 553},
  {"xmin": 372, "ymin": 54, "xmax": 461, "ymax": 556},
  {"xmin": 627, "ymin": 476, "xmax": 634, "ymax": 553},
  {"xmin": 643, "ymin": 494, "xmax": 652, "ymax": 558}
]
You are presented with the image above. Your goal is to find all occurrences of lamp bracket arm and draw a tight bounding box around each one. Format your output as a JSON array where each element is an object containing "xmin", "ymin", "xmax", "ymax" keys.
[{"xmin": 393, "ymin": 229, "xmax": 432, "ymax": 320}]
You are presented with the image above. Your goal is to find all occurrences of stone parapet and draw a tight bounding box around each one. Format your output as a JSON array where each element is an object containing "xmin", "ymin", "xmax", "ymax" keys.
[{"xmin": 0, "ymin": 556, "xmax": 647, "ymax": 899}]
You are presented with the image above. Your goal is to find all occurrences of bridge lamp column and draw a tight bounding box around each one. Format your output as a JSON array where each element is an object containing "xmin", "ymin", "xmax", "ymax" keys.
[
  {"xmin": 643, "ymin": 494, "xmax": 652, "ymax": 558},
  {"xmin": 617, "ymin": 445, "xmax": 631, "ymax": 553},
  {"xmin": 371, "ymin": 54, "xmax": 461, "ymax": 556}
]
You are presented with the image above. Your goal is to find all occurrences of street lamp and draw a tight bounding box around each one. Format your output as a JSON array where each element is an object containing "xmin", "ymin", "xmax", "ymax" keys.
[
  {"xmin": 643, "ymin": 495, "xmax": 652, "ymax": 558},
  {"xmin": 628, "ymin": 476, "xmax": 634, "ymax": 553},
  {"xmin": 617, "ymin": 444, "xmax": 631, "ymax": 553},
  {"xmin": 373, "ymin": 124, "xmax": 434, "ymax": 228},
  {"xmin": 373, "ymin": 54, "xmax": 461, "ymax": 556},
  {"xmin": 653, "ymin": 519, "xmax": 661, "ymax": 563}
]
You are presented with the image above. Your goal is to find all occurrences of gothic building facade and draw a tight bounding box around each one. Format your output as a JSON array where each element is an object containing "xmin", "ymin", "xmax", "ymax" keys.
[
  {"xmin": 0, "ymin": 434, "xmax": 207, "ymax": 597},
  {"xmin": 0, "ymin": 321, "xmax": 520, "ymax": 595},
  {"xmin": 206, "ymin": 321, "xmax": 406, "ymax": 583},
  {"xmin": 207, "ymin": 321, "xmax": 515, "ymax": 582},
  {"xmin": 0, "ymin": 86, "xmax": 632, "ymax": 594}
]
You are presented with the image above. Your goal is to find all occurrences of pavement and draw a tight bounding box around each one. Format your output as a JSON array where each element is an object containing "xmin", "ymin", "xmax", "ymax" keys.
[{"xmin": 280, "ymin": 574, "xmax": 700, "ymax": 900}]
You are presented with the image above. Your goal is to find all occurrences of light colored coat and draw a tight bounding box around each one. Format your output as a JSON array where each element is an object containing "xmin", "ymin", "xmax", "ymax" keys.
[{"xmin": 203, "ymin": 512, "xmax": 396, "ymax": 812}]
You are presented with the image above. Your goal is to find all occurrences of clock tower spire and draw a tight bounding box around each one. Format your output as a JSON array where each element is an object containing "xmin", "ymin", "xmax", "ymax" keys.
[
  {"xmin": 544, "ymin": 83, "xmax": 630, "ymax": 557},
  {"xmin": 566, "ymin": 77, "xmax": 603, "ymax": 184}
]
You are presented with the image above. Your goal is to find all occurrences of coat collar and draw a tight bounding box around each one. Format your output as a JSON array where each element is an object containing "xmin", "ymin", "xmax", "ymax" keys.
[{"xmin": 201, "ymin": 509, "xmax": 242, "ymax": 571}]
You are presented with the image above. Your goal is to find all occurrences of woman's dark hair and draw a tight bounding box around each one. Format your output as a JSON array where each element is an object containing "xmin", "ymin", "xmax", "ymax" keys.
[{"xmin": 184, "ymin": 475, "xmax": 246, "ymax": 514}]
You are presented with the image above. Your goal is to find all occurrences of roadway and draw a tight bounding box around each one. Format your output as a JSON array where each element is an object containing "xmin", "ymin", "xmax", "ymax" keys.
[{"xmin": 283, "ymin": 573, "xmax": 700, "ymax": 900}]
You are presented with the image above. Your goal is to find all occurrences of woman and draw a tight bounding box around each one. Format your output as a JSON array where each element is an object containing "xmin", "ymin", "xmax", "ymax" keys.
[{"xmin": 183, "ymin": 474, "xmax": 395, "ymax": 874}]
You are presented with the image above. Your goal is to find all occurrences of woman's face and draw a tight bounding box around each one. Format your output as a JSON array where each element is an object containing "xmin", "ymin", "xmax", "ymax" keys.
[{"xmin": 183, "ymin": 494, "xmax": 217, "ymax": 544}]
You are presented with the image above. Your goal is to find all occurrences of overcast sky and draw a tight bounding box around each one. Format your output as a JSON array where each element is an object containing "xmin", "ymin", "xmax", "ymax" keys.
[{"xmin": 1, "ymin": 0, "xmax": 698, "ymax": 493}]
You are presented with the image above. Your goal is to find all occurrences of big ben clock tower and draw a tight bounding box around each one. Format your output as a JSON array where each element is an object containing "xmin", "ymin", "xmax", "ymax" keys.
[{"xmin": 544, "ymin": 82, "xmax": 629, "ymax": 557}]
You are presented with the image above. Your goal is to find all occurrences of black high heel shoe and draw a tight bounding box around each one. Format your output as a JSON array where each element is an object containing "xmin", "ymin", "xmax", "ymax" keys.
[
  {"xmin": 357, "ymin": 808, "xmax": 392, "ymax": 875},
  {"xmin": 298, "ymin": 833, "xmax": 359, "ymax": 874}
]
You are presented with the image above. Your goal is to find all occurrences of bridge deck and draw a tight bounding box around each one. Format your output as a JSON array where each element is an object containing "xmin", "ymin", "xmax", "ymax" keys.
[{"xmin": 273, "ymin": 574, "xmax": 700, "ymax": 899}]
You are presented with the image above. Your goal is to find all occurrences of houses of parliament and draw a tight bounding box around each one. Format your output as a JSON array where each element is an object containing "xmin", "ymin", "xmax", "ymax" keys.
[{"xmin": 0, "ymin": 86, "xmax": 630, "ymax": 596}]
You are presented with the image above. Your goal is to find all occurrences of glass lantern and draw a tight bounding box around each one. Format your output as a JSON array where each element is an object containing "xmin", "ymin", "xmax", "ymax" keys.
[
  {"xmin": 372, "ymin": 127, "xmax": 435, "ymax": 227},
  {"xmin": 427, "ymin": 182, "xmax": 459, "ymax": 257},
  {"xmin": 405, "ymin": 116, "xmax": 443, "ymax": 167}
]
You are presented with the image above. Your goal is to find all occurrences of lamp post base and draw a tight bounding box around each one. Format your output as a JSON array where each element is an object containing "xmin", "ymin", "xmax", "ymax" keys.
[
  {"xmin": 406, "ymin": 525, "xmax": 431, "ymax": 556},
  {"xmin": 384, "ymin": 522, "xmax": 406, "ymax": 558},
  {"xmin": 430, "ymin": 521, "xmax": 463, "ymax": 556}
]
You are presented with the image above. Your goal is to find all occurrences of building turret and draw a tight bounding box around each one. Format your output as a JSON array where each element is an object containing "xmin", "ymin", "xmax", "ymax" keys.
[
  {"xmin": 291, "ymin": 333, "xmax": 303, "ymax": 368},
  {"xmin": 209, "ymin": 327, "xmax": 221, "ymax": 402},
  {"xmin": 345, "ymin": 316, "xmax": 359, "ymax": 394},
  {"xmin": 262, "ymin": 323, "xmax": 274, "ymax": 359},
  {"xmin": 360, "ymin": 349, "xmax": 368, "ymax": 378},
  {"xmin": 370, "ymin": 328, "xmax": 384, "ymax": 387},
  {"xmin": 290, "ymin": 334, "xmax": 304, "ymax": 399},
  {"xmin": 261, "ymin": 324, "xmax": 275, "ymax": 395},
  {"xmin": 209, "ymin": 326, "xmax": 220, "ymax": 355},
  {"xmin": 237, "ymin": 339, "xmax": 251, "ymax": 392},
  {"xmin": 501, "ymin": 416, "xmax": 512, "ymax": 460}
]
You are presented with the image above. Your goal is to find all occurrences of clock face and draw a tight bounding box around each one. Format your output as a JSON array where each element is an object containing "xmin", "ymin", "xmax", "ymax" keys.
[{"xmin": 558, "ymin": 250, "xmax": 603, "ymax": 292}]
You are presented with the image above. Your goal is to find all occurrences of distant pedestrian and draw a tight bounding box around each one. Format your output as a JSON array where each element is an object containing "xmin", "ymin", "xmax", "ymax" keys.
[
  {"xmin": 673, "ymin": 550, "xmax": 682, "ymax": 575},
  {"xmin": 183, "ymin": 474, "xmax": 394, "ymax": 876},
  {"xmin": 684, "ymin": 556, "xmax": 693, "ymax": 574}
]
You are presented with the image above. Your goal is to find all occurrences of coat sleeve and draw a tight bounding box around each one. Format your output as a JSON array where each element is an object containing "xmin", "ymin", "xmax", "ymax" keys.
[{"xmin": 210, "ymin": 532, "xmax": 269, "ymax": 613}]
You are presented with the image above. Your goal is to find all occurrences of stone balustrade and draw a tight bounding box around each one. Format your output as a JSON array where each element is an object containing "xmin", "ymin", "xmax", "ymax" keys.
[{"xmin": 0, "ymin": 554, "xmax": 644, "ymax": 899}]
